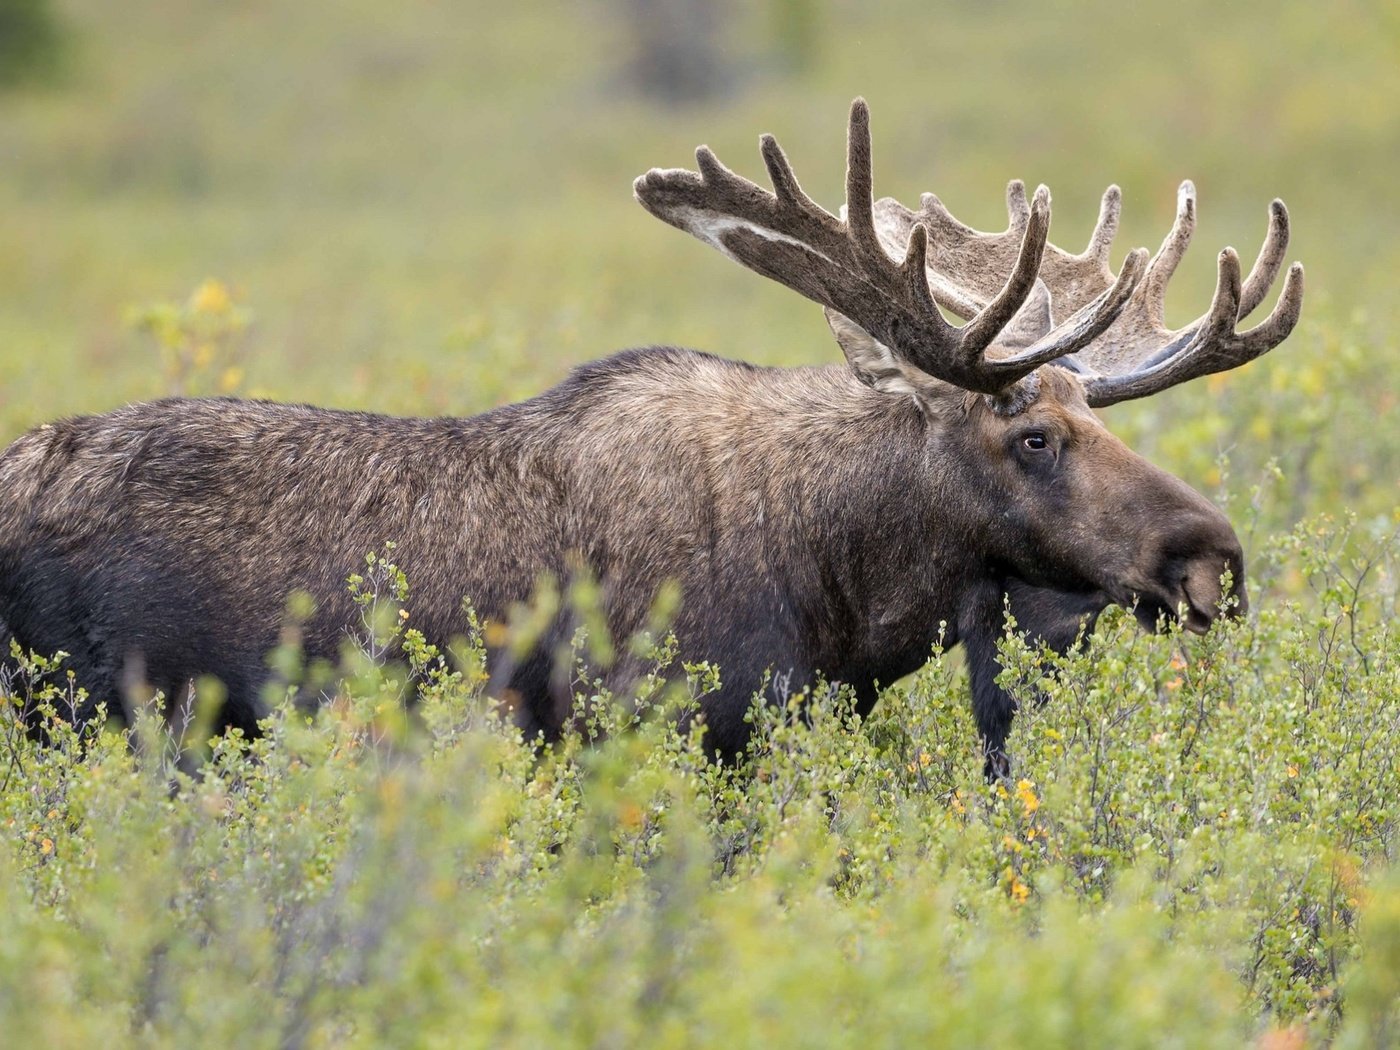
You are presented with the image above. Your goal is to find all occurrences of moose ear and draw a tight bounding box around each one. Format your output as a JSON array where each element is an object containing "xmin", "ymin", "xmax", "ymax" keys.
[{"xmin": 824, "ymin": 308, "xmax": 935, "ymax": 402}]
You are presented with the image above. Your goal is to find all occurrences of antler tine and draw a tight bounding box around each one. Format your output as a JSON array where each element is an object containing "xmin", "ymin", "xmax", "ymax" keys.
[
  {"xmin": 899, "ymin": 222, "xmax": 944, "ymax": 321},
  {"xmin": 635, "ymin": 97, "xmax": 1062, "ymax": 397},
  {"xmin": 1240, "ymin": 260, "xmax": 1305, "ymax": 351},
  {"xmin": 694, "ymin": 145, "xmax": 747, "ymax": 200},
  {"xmin": 1005, "ymin": 180, "xmax": 1031, "ymax": 230},
  {"xmin": 844, "ymin": 98, "xmax": 884, "ymax": 260},
  {"xmin": 1085, "ymin": 185, "xmax": 1122, "ymax": 265},
  {"xmin": 1201, "ymin": 247, "xmax": 1245, "ymax": 347},
  {"xmin": 1238, "ymin": 199, "xmax": 1290, "ymax": 318},
  {"xmin": 1141, "ymin": 181, "xmax": 1197, "ymax": 310},
  {"xmin": 759, "ymin": 133, "xmax": 816, "ymax": 213},
  {"xmin": 960, "ymin": 186, "xmax": 1052, "ymax": 357}
]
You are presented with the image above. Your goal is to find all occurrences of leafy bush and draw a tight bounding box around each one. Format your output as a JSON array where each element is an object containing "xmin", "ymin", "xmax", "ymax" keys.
[
  {"xmin": 1, "ymin": 513, "xmax": 1396, "ymax": 1046},
  {"xmin": 125, "ymin": 279, "xmax": 253, "ymax": 397}
]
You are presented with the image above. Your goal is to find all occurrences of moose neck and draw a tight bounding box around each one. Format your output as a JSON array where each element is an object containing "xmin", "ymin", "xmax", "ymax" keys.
[
  {"xmin": 712, "ymin": 362, "xmax": 995, "ymax": 682},
  {"xmin": 536, "ymin": 349, "xmax": 1014, "ymax": 689}
]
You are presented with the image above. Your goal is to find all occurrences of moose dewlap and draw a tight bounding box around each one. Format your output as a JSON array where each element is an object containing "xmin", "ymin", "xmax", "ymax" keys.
[{"xmin": 0, "ymin": 100, "xmax": 1303, "ymax": 773}]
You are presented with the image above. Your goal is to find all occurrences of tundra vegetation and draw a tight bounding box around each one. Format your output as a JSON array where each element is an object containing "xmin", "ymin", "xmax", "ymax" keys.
[{"xmin": 0, "ymin": 1, "xmax": 1398, "ymax": 1046}]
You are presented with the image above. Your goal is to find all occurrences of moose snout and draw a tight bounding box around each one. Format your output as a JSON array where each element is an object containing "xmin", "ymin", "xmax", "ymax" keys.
[{"xmin": 1128, "ymin": 505, "xmax": 1247, "ymax": 635}]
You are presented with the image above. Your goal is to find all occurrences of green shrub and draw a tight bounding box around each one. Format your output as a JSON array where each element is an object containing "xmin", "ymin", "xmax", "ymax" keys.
[{"xmin": 0, "ymin": 516, "xmax": 1396, "ymax": 1046}]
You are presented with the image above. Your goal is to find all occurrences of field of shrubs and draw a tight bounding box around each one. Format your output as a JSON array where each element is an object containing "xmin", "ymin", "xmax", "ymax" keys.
[
  {"xmin": 2, "ymin": 511, "xmax": 1396, "ymax": 1045},
  {"xmin": 1, "ymin": 1, "xmax": 1398, "ymax": 1045}
]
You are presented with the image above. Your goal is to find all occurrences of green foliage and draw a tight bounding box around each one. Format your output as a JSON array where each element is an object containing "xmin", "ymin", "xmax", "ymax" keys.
[
  {"xmin": 0, "ymin": 0, "xmax": 63, "ymax": 88},
  {"xmin": 0, "ymin": 524, "xmax": 1397, "ymax": 1045},
  {"xmin": 125, "ymin": 279, "xmax": 253, "ymax": 397}
]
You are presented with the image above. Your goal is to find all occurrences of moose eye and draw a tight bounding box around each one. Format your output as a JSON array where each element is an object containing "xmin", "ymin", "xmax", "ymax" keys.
[{"xmin": 1021, "ymin": 431, "xmax": 1049, "ymax": 453}]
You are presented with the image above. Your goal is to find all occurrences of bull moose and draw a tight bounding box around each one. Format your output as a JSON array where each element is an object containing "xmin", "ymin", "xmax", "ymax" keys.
[{"xmin": 0, "ymin": 100, "xmax": 1302, "ymax": 772}]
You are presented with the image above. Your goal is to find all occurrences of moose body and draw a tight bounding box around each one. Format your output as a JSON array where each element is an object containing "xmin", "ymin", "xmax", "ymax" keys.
[
  {"xmin": 0, "ymin": 101, "xmax": 1303, "ymax": 769},
  {"xmin": 0, "ymin": 349, "xmax": 1243, "ymax": 764}
]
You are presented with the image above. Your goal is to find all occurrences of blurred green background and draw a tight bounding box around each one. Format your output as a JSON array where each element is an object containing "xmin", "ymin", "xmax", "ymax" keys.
[{"xmin": 0, "ymin": 0, "xmax": 1396, "ymax": 528}]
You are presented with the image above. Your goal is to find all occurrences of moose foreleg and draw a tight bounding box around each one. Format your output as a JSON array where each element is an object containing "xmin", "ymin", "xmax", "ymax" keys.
[{"xmin": 960, "ymin": 579, "xmax": 1107, "ymax": 780}]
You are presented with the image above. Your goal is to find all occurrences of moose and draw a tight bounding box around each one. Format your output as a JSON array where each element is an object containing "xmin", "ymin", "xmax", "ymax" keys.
[{"xmin": 0, "ymin": 100, "xmax": 1302, "ymax": 772}]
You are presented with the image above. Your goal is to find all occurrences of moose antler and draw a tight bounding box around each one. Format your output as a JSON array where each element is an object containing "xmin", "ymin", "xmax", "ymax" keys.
[
  {"xmin": 635, "ymin": 99, "xmax": 1304, "ymax": 408},
  {"xmin": 873, "ymin": 178, "xmax": 1304, "ymax": 406},
  {"xmin": 869, "ymin": 182, "xmax": 1134, "ymax": 341},
  {"xmin": 634, "ymin": 99, "xmax": 1146, "ymax": 399},
  {"xmin": 1070, "ymin": 183, "xmax": 1304, "ymax": 406}
]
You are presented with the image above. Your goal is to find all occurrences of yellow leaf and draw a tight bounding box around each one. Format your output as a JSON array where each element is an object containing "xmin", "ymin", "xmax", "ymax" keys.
[{"xmin": 1015, "ymin": 779, "xmax": 1040, "ymax": 815}]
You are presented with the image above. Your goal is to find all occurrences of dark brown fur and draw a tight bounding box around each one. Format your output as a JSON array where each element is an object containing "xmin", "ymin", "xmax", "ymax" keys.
[{"xmin": 0, "ymin": 346, "xmax": 1242, "ymax": 767}]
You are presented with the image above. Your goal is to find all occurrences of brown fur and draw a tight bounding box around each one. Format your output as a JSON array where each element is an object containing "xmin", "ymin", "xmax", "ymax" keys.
[{"xmin": 0, "ymin": 345, "xmax": 1242, "ymax": 766}]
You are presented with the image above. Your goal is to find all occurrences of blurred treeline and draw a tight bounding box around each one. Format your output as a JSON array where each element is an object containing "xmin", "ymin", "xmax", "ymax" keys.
[
  {"xmin": 0, "ymin": 0, "xmax": 62, "ymax": 87},
  {"xmin": 0, "ymin": 0, "xmax": 1395, "ymax": 524}
]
